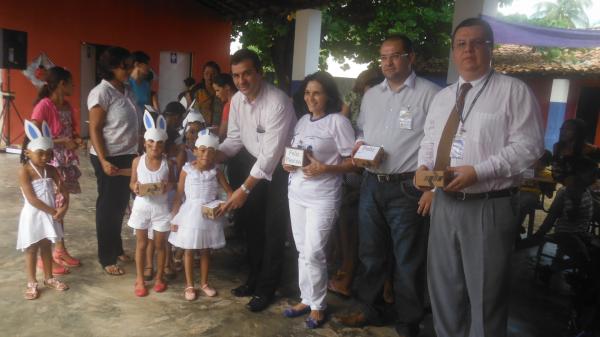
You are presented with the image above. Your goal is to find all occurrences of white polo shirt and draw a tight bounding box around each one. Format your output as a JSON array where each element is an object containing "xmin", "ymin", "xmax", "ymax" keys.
[{"xmin": 288, "ymin": 113, "xmax": 355, "ymax": 206}]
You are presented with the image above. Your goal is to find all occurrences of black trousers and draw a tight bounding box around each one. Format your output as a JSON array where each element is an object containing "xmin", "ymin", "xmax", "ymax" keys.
[
  {"xmin": 233, "ymin": 148, "xmax": 290, "ymax": 298},
  {"xmin": 90, "ymin": 154, "xmax": 136, "ymax": 267}
]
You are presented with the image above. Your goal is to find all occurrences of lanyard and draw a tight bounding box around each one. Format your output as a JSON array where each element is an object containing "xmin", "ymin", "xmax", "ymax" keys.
[{"xmin": 455, "ymin": 70, "xmax": 494, "ymax": 125}]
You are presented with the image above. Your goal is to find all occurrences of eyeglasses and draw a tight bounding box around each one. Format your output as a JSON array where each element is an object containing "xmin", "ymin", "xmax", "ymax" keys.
[
  {"xmin": 379, "ymin": 53, "xmax": 409, "ymax": 62},
  {"xmin": 453, "ymin": 39, "xmax": 492, "ymax": 51}
]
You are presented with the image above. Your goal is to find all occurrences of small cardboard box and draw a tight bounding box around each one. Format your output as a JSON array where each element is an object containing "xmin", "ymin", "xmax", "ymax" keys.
[
  {"xmin": 138, "ymin": 182, "xmax": 164, "ymax": 196},
  {"xmin": 283, "ymin": 147, "xmax": 309, "ymax": 167},
  {"xmin": 415, "ymin": 170, "xmax": 452, "ymax": 189},
  {"xmin": 202, "ymin": 200, "xmax": 225, "ymax": 219},
  {"xmin": 353, "ymin": 145, "xmax": 384, "ymax": 168}
]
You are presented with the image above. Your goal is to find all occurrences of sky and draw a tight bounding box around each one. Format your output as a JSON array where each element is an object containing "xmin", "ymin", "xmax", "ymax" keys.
[{"xmin": 231, "ymin": 0, "xmax": 600, "ymax": 78}]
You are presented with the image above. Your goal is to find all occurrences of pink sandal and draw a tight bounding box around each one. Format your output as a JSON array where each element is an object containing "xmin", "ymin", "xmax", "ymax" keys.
[
  {"xmin": 24, "ymin": 282, "xmax": 39, "ymax": 300},
  {"xmin": 200, "ymin": 283, "xmax": 217, "ymax": 297},
  {"xmin": 37, "ymin": 257, "xmax": 70, "ymax": 275},
  {"xmin": 53, "ymin": 248, "xmax": 80, "ymax": 267},
  {"xmin": 43, "ymin": 277, "xmax": 69, "ymax": 291},
  {"xmin": 184, "ymin": 286, "xmax": 197, "ymax": 301}
]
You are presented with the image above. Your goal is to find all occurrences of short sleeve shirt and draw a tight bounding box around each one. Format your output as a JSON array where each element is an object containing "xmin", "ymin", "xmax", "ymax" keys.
[
  {"xmin": 288, "ymin": 113, "xmax": 355, "ymax": 205},
  {"xmin": 87, "ymin": 79, "xmax": 139, "ymax": 156}
]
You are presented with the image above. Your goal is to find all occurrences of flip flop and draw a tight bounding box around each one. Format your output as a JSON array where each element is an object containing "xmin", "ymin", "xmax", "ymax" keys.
[
  {"xmin": 117, "ymin": 254, "xmax": 132, "ymax": 263},
  {"xmin": 135, "ymin": 281, "xmax": 148, "ymax": 297},
  {"xmin": 184, "ymin": 286, "xmax": 196, "ymax": 301},
  {"xmin": 103, "ymin": 264, "xmax": 124, "ymax": 276},
  {"xmin": 53, "ymin": 248, "xmax": 81, "ymax": 267},
  {"xmin": 283, "ymin": 305, "xmax": 311, "ymax": 318}
]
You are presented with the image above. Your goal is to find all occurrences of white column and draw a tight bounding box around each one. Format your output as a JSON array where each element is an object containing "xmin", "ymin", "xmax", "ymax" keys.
[
  {"xmin": 447, "ymin": 0, "xmax": 498, "ymax": 84},
  {"xmin": 291, "ymin": 9, "xmax": 321, "ymax": 91},
  {"xmin": 544, "ymin": 79, "xmax": 570, "ymax": 150}
]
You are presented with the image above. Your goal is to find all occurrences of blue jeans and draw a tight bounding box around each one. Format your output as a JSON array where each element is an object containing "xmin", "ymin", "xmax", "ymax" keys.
[{"xmin": 355, "ymin": 174, "xmax": 428, "ymax": 325}]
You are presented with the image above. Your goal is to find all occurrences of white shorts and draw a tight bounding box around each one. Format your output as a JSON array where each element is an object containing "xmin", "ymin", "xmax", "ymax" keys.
[{"xmin": 127, "ymin": 201, "xmax": 171, "ymax": 233}]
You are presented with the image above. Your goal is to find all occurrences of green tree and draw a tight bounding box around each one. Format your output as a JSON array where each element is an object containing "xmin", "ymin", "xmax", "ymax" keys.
[
  {"xmin": 531, "ymin": 0, "xmax": 592, "ymax": 28},
  {"xmin": 232, "ymin": 0, "xmax": 455, "ymax": 92}
]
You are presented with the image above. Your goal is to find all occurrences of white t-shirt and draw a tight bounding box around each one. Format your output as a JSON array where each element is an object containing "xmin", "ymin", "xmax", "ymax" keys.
[
  {"xmin": 288, "ymin": 113, "xmax": 355, "ymax": 206},
  {"xmin": 87, "ymin": 80, "xmax": 139, "ymax": 157}
]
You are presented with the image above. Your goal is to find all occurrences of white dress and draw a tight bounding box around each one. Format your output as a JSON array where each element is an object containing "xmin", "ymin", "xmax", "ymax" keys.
[
  {"xmin": 168, "ymin": 163, "xmax": 225, "ymax": 250},
  {"xmin": 16, "ymin": 162, "xmax": 63, "ymax": 251},
  {"xmin": 128, "ymin": 154, "xmax": 172, "ymax": 238}
]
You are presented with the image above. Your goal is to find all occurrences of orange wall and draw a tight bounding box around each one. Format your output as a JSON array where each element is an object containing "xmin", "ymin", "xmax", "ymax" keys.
[{"xmin": 0, "ymin": 0, "xmax": 231, "ymax": 144}]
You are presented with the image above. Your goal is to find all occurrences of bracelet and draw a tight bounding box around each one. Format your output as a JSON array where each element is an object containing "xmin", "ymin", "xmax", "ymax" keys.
[{"xmin": 240, "ymin": 184, "xmax": 251, "ymax": 195}]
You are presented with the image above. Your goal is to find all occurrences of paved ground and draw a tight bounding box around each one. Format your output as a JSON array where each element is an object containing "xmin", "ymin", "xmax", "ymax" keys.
[{"xmin": 0, "ymin": 150, "xmax": 570, "ymax": 337}]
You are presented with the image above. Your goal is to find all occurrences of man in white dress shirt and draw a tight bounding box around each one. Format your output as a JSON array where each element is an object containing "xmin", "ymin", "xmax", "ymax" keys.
[
  {"xmin": 417, "ymin": 18, "xmax": 544, "ymax": 337},
  {"xmin": 218, "ymin": 49, "xmax": 296, "ymax": 312}
]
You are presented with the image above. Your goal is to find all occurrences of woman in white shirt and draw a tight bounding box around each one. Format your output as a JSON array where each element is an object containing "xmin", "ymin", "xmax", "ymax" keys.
[
  {"xmin": 88, "ymin": 47, "xmax": 139, "ymax": 276},
  {"xmin": 282, "ymin": 71, "xmax": 355, "ymax": 328}
]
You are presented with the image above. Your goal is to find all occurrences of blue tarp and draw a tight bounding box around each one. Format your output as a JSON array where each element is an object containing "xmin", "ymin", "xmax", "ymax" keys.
[{"xmin": 482, "ymin": 14, "xmax": 600, "ymax": 48}]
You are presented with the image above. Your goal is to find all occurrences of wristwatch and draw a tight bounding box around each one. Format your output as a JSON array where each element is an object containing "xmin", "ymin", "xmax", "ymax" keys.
[{"xmin": 240, "ymin": 184, "xmax": 251, "ymax": 195}]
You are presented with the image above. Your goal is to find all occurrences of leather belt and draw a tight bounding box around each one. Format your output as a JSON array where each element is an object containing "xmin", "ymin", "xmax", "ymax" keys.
[
  {"xmin": 367, "ymin": 171, "xmax": 415, "ymax": 183},
  {"xmin": 444, "ymin": 187, "xmax": 519, "ymax": 201}
]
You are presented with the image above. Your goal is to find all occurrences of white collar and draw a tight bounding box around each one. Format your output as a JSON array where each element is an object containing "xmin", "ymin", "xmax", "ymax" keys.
[{"xmin": 379, "ymin": 71, "xmax": 416, "ymax": 92}]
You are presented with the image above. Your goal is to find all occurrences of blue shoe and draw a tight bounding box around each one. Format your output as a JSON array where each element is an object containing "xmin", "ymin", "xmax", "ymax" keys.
[
  {"xmin": 305, "ymin": 315, "xmax": 327, "ymax": 329},
  {"xmin": 283, "ymin": 305, "xmax": 311, "ymax": 318}
]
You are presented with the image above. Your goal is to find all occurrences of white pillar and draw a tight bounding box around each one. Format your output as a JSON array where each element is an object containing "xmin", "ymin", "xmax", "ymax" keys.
[
  {"xmin": 447, "ymin": 0, "xmax": 498, "ymax": 84},
  {"xmin": 544, "ymin": 79, "xmax": 570, "ymax": 150},
  {"xmin": 291, "ymin": 9, "xmax": 321, "ymax": 92}
]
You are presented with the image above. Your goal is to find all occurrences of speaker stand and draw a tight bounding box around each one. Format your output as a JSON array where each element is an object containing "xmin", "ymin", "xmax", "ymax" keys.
[{"xmin": 0, "ymin": 69, "xmax": 24, "ymax": 149}]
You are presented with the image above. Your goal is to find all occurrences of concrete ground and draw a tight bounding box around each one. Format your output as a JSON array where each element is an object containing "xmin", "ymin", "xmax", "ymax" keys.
[{"xmin": 0, "ymin": 151, "xmax": 570, "ymax": 337}]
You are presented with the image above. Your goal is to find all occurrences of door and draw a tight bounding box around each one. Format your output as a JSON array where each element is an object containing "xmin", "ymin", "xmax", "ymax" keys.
[
  {"xmin": 79, "ymin": 43, "xmax": 96, "ymax": 138},
  {"xmin": 158, "ymin": 51, "xmax": 191, "ymax": 112}
]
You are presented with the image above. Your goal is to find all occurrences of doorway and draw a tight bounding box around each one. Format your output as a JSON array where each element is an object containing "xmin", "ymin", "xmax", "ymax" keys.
[
  {"xmin": 158, "ymin": 51, "xmax": 191, "ymax": 112},
  {"xmin": 575, "ymin": 86, "xmax": 600, "ymax": 144},
  {"xmin": 79, "ymin": 43, "xmax": 109, "ymax": 138}
]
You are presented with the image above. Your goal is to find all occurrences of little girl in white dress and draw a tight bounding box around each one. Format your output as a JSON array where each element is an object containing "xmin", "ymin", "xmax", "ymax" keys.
[
  {"xmin": 169, "ymin": 129, "xmax": 232, "ymax": 301},
  {"xmin": 17, "ymin": 120, "xmax": 69, "ymax": 300}
]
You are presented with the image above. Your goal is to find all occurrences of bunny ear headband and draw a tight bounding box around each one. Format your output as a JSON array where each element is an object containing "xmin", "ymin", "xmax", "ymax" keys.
[
  {"xmin": 182, "ymin": 107, "xmax": 205, "ymax": 132},
  {"xmin": 24, "ymin": 120, "xmax": 53, "ymax": 150},
  {"xmin": 143, "ymin": 107, "xmax": 167, "ymax": 142},
  {"xmin": 195, "ymin": 128, "xmax": 219, "ymax": 149}
]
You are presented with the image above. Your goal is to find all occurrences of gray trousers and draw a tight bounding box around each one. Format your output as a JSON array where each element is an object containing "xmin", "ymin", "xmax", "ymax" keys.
[{"xmin": 428, "ymin": 190, "xmax": 518, "ymax": 337}]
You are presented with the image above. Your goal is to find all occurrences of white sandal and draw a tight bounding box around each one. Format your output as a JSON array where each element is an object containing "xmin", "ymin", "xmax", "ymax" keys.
[
  {"xmin": 24, "ymin": 282, "xmax": 39, "ymax": 300},
  {"xmin": 200, "ymin": 283, "xmax": 216, "ymax": 297},
  {"xmin": 184, "ymin": 286, "xmax": 197, "ymax": 301},
  {"xmin": 44, "ymin": 277, "xmax": 69, "ymax": 291}
]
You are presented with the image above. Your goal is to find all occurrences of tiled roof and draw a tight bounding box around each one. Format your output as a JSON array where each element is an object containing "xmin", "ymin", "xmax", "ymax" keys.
[{"xmin": 415, "ymin": 44, "xmax": 600, "ymax": 77}]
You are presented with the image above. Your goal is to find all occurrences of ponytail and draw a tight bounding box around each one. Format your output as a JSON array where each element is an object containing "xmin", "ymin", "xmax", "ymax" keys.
[
  {"xmin": 20, "ymin": 137, "xmax": 30, "ymax": 164},
  {"xmin": 34, "ymin": 66, "xmax": 72, "ymax": 105}
]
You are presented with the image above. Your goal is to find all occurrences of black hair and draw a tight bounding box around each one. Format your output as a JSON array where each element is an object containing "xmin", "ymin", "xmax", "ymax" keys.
[
  {"xmin": 131, "ymin": 51, "xmax": 150, "ymax": 64},
  {"xmin": 203, "ymin": 61, "xmax": 221, "ymax": 74},
  {"xmin": 383, "ymin": 34, "xmax": 414, "ymax": 54},
  {"xmin": 163, "ymin": 101, "xmax": 186, "ymax": 116},
  {"xmin": 35, "ymin": 66, "xmax": 72, "ymax": 105},
  {"xmin": 184, "ymin": 77, "xmax": 196, "ymax": 88},
  {"xmin": 98, "ymin": 46, "xmax": 132, "ymax": 80},
  {"xmin": 451, "ymin": 17, "xmax": 495, "ymax": 48},
  {"xmin": 20, "ymin": 137, "xmax": 30, "ymax": 164},
  {"xmin": 296, "ymin": 71, "xmax": 343, "ymax": 116},
  {"xmin": 557, "ymin": 118, "xmax": 587, "ymax": 157},
  {"xmin": 231, "ymin": 49, "xmax": 262, "ymax": 74},
  {"xmin": 539, "ymin": 150, "xmax": 553, "ymax": 166},
  {"xmin": 213, "ymin": 73, "xmax": 236, "ymax": 91}
]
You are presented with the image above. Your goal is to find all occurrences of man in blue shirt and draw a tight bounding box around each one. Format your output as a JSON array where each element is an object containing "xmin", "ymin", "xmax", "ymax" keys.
[{"xmin": 129, "ymin": 51, "xmax": 152, "ymax": 129}]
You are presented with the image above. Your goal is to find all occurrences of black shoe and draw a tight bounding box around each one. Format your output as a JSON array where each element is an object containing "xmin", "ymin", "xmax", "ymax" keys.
[
  {"xmin": 231, "ymin": 284, "xmax": 253, "ymax": 297},
  {"xmin": 246, "ymin": 295, "xmax": 271, "ymax": 312},
  {"xmin": 395, "ymin": 322, "xmax": 420, "ymax": 337}
]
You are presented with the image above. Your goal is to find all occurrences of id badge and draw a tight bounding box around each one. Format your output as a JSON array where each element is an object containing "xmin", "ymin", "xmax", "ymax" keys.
[
  {"xmin": 450, "ymin": 136, "xmax": 465, "ymax": 159},
  {"xmin": 398, "ymin": 107, "xmax": 412, "ymax": 130}
]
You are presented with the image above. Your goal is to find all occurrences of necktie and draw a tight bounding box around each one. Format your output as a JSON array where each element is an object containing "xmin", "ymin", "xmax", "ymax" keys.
[{"xmin": 433, "ymin": 82, "xmax": 472, "ymax": 170}]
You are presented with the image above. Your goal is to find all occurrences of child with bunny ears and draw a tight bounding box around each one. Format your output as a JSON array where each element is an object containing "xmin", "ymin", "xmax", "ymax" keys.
[
  {"xmin": 128, "ymin": 110, "xmax": 173, "ymax": 297},
  {"xmin": 18, "ymin": 120, "xmax": 70, "ymax": 300},
  {"xmin": 169, "ymin": 129, "xmax": 233, "ymax": 301}
]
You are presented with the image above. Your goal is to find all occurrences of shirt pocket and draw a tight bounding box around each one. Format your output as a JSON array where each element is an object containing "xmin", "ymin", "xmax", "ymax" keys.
[{"xmin": 471, "ymin": 112, "xmax": 506, "ymax": 145}]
